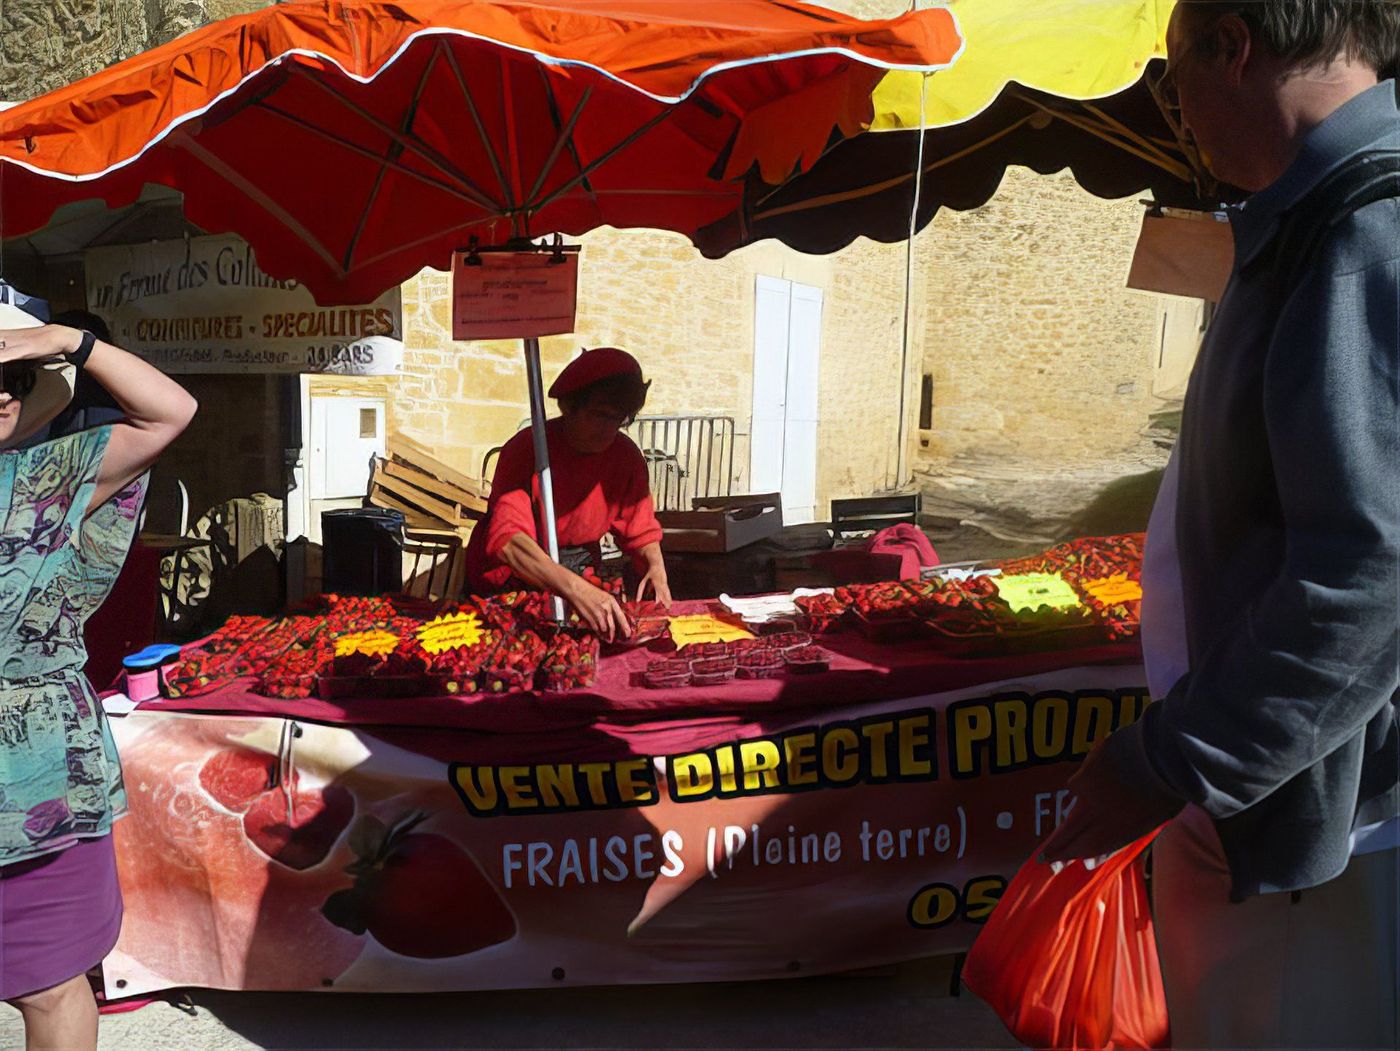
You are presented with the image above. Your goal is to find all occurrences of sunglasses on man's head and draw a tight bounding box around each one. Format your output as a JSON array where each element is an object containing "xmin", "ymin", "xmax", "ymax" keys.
[{"xmin": 0, "ymin": 363, "xmax": 38, "ymax": 399}]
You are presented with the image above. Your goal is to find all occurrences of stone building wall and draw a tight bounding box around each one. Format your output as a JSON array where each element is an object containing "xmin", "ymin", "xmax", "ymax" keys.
[
  {"xmin": 0, "ymin": 0, "xmax": 268, "ymax": 102},
  {"xmin": 913, "ymin": 167, "xmax": 1166, "ymax": 468}
]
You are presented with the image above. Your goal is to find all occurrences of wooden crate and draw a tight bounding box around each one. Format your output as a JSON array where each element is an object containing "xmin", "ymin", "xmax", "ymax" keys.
[
  {"xmin": 657, "ymin": 493, "xmax": 783, "ymax": 553},
  {"xmin": 369, "ymin": 433, "xmax": 488, "ymax": 530},
  {"xmin": 386, "ymin": 434, "xmax": 489, "ymax": 507}
]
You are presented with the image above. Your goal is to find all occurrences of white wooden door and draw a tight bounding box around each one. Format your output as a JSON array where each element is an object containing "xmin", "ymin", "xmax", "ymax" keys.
[
  {"xmin": 309, "ymin": 396, "xmax": 385, "ymax": 500},
  {"xmin": 749, "ymin": 276, "xmax": 823, "ymax": 525},
  {"xmin": 750, "ymin": 276, "xmax": 791, "ymax": 495}
]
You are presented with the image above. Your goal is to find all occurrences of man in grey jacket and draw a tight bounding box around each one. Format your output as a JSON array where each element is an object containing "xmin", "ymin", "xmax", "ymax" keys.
[{"xmin": 1040, "ymin": 2, "xmax": 1400, "ymax": 1047}]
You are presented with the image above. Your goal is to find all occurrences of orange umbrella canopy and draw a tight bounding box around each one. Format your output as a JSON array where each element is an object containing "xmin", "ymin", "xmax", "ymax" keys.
[{"xmin": 0, "ymin": 0, "xmax": 962, "ymax": 304}]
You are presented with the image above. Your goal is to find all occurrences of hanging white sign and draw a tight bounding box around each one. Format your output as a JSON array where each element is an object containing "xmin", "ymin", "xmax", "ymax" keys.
[
  {"xmin": 451, "ymin": 251, "xmax": 579, "ymax": 340},
  {"xmin": 1126, "ymin": 210, "xmax": 1234, "ymax": 303},
  {"xmin": 85, "ymin": 235, "xmax": 403, "ymax": 375}
]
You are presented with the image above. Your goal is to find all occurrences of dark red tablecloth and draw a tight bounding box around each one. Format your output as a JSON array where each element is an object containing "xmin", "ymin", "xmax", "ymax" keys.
[{"xmin": 127, "ymin": 628, "xmax": 1141, "ymax": 741}]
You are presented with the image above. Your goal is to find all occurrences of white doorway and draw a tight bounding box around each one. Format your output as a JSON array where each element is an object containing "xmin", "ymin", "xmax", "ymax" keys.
[
  {"xmin": 301, "ymin": 391, "xmax": 386, "ymax": 543},
  {"xmin": 751, "ymin": 275, "xmax": 822, "ymax": 524}
]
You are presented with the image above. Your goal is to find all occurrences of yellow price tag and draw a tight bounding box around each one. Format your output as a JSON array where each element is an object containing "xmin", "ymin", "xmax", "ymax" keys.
[
  {"xmin": 994, "ymin": 573, "xmax": 1083, "ymax": 613},
  {"xmin": 1082, "ymin": 574, "xmax": 1143, "ymax": 606},
  {"xmin": 416, "ymin": 612, "xmax": 485, "ymax": 656},
  {"xmin": 335, "ymin": 629, "xmax": 400, "ymax": 658},
  {"xmin": 668, "ymin": 615, "xmax": 753, "ymax": 648}
]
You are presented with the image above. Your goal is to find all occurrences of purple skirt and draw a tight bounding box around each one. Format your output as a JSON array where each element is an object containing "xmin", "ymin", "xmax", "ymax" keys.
[{"xmin": 0, "ymin": 835, "xmax": 122, "ymax": 1000}]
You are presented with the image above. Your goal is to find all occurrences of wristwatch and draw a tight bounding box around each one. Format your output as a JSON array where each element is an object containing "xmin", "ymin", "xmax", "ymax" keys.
[{"xmin": 66, "ymin": 329, "xmax": 96, "ymax": 370}]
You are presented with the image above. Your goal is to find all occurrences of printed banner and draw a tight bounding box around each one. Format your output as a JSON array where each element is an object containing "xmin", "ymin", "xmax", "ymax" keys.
[
  {"xmin": 104, "ymin": 664, "xmax": 1147, "ymax": 995},
  {"xmin": 85, "ymin": 235, "xmax": 403, "ymax": 375}
]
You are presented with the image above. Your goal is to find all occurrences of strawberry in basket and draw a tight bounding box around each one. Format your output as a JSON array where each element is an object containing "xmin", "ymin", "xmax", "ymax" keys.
[
  {"xmin": 480, "ymin": 630, "xmax": 546, "ymax": 695},
  {"xmin": 736, "ymin": 649, "xmax": 784, "ymax": 680},
  {"xmin": 538, "ymin": 632, "xmax": 601, "ymax": 692}
]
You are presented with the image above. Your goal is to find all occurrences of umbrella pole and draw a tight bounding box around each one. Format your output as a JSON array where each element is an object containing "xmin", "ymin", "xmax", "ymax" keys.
[{"xmin": 524, "ymin": 336, "xmax": 567, "ymax": 623}]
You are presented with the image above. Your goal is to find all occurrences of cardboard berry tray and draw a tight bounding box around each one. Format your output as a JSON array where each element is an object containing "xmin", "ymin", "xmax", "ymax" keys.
[
  {"xmin": 643, "ymin": 658, "xmax": 692, "ymax": 689},
  {"xmin": 736, "ymin": 651, "xmax": 785, "ymax": 680},
  {"xmin": 923, "ymin": 618, "xmax": 1104, "ymax": 658},
  {"xmin": 783, "ymin": 645, "xmax": 832, "ymax": 674},
  {"xmin": 848, "ymin": 607, "xmax": 927, "ymax": 643},
  {"xmin": 689, "ymin": 656, "xmax": 737, "ymax": 686}
]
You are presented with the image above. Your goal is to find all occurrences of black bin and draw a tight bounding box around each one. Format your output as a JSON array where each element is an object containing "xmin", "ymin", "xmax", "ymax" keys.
[{"xmin": 321, "ymin": 508, "xmax": 405, "ymax": 596}]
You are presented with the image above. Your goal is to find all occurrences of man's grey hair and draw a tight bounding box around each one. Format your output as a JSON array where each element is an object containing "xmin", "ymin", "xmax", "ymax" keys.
[{"xmin": 1178, "ymin": 0, "xmax": 1400, "ymax": 77}]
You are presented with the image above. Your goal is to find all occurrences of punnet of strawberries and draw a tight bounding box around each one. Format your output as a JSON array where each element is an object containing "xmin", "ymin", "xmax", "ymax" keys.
[
  {"xmin": 793, "ymin": 592, "xmax": 847, "ymax": 633},
  {"xmin": 537, "ymin": 631, "xmax": 600, "ymax": 692}
]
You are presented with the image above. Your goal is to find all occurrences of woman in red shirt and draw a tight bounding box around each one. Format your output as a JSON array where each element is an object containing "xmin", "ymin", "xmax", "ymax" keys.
[{"xmin": 464, "ymin": 347, "xmax": 670, "ymax": 639}]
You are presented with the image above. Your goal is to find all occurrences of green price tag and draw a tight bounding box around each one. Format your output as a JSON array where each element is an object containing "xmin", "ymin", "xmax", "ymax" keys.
[{"xmin": 994, "ymin": 573, "xmax": 1083, "ymax": 613}]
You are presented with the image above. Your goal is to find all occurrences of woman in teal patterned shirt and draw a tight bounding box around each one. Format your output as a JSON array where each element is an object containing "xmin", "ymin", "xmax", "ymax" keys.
[{"xmin": 1, "ymin": 303, "xmax": 196, "ymax": 1051}]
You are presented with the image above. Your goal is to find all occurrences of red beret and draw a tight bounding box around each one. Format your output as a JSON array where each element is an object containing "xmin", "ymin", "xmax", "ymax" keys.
[{"xmin": 548, "ymin": 347, "xmax": 643, "ymax": 399}]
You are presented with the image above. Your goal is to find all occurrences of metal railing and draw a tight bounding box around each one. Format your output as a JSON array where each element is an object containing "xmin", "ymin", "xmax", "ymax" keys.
[
  {"xmin": 490, "ymin": 414, "xmax": 736, "ymax": 512},
  {"xmin": 627, "ymin": 415, "xmax": 735, "ymax": 512}
]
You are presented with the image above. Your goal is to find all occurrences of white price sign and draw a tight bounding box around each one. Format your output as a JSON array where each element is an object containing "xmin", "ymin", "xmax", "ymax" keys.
[{"xmin": 451, "ymin": 251, "xmax": 578, "ymax": 341}]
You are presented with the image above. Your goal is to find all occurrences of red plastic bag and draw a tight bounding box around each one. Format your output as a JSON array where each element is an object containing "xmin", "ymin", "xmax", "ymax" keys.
[{"xmin": 963, "ymin": 831, "xmax": 1168, "ymax": 1050}]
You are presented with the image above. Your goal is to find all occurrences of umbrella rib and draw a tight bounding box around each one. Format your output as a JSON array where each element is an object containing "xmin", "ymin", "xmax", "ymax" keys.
[
  {"xmin": 173, "ymin": 136, "xmax": 343, "ymax": 274},
  {"xmin": 754, "ymin": 115, "xmax": 1036, "ymax": 220},
  {"xmin": 349, "ymin": 213, "xmax": 504, "ymax": 272},
  {"xmin": 499, "ymin": 49, "xmax": 524, "ymax": 222},
  {"xmin": 343, "ymin": 44, "xmax": 442, "ymax": 271},
  {"xmin": 254, "ymin": 102, "xmax": 497, "ymax": 210},
  {"xmin": 587, "ymin": 188, "xmax": 735, "ymax": 198},
  {"xmin": 290, "ymin": 65, "xmax": 504, "ymax": 211},
  {"xmin": 530, "ymin": 108, "xmax": 675, "ymax": 213},
  {"xmin": 439, "ymin": 42, "xmax": 515, "ymax": 214},
  {"xmin": 1006, "ymin": 90, "xmax": 1193, "ymax": 184},
  {"xmin": 526, "ymin": 83, "xmax": 593, "ymax": 209},
  {"xmin": 1047, "ymin": 93, "xmax": 1185, "ymax": 175},
  {"xmin": 538, "ymin": 63, "xmax": 603, "ymax": 216}
]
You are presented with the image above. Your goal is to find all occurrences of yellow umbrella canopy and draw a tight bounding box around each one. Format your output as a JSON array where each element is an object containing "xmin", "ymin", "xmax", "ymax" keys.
[
  {"xmin": 696, "ymin": 0, "xmax": 1222, "ymax": 258},
  {"xmin": 871, "ymin": 0, "xmax": 1174, "ymax": 130}
]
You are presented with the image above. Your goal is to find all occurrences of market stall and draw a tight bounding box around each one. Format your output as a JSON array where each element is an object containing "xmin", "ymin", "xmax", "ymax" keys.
[
  {"xmin": 98, "ymin": 534, "xmax": 1147, "ymax": 995},
  {"xmin": 2, "ymin": 0, "xmax": 1177, "ymax": 1005}
]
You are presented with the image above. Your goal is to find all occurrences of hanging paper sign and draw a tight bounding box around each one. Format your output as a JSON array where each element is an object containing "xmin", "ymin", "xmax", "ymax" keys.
[
  {"xmin": 334, "ymin": 630, "xmax": 400, "ymax": 658},
  {"xmin": 1082, "ymin": 574, "xmax": 1144, "ymax": 606},
  {"xmin": 416, "ymin": 612, "xmax": 485, "ymax": 655},
  {"xmin": 451, "ymin": 251, "xmax": 579, "ymax": 340},
  {"xmin": 1126, "ymin": 210, "xmax": 1234, "ymax": 302},
  {"xmin": 994, "ymin": 573, "xmax": 1083, "ymax": 613}
]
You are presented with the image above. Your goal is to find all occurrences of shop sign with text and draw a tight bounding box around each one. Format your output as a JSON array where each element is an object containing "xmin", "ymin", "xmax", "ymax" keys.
[{"xmin": 85, "ymin": 236, "xmax": 403, "ymax": 375}]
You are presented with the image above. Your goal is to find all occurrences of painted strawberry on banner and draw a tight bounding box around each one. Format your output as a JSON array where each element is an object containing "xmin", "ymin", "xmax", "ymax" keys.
[{"xmin": 322, "ymin": 811, "xmax": 517, "ymax": 959}]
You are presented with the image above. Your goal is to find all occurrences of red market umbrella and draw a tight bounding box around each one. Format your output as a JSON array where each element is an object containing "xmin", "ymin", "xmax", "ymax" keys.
[
  {"xmin": 0, "ymin": 0, "xmax": 962, "ymax": 305},
  {"xmin": 0, "ymin": 0, "xmax": 963, "ymax": 614}
]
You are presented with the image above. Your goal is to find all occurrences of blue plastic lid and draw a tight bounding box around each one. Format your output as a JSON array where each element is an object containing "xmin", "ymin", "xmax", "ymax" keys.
[{"xmin": 122, "ymin": 644, "xmax": 184, "ymax": 670}]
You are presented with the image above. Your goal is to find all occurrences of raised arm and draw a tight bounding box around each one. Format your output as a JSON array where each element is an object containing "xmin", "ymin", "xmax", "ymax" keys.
[{"xmin": 0, "ymin": 324, "xmax": 197, "ymax": 513}]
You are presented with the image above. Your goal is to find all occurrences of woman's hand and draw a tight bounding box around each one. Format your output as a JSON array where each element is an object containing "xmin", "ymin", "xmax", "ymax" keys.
[
  {"xmin": 636, "ymin": 565, "xmax": 673, "ymax": 608},
  {"xmin": 564, "ymin": 576, "xmax": 632, "ymax": 642},
  {"xmin": 0, "ymin": 324, "xmax": 79, "ymax": 364},
  {"xmin": 633, "ymin": 542, "xmax": 673, "ymax": 609}
]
